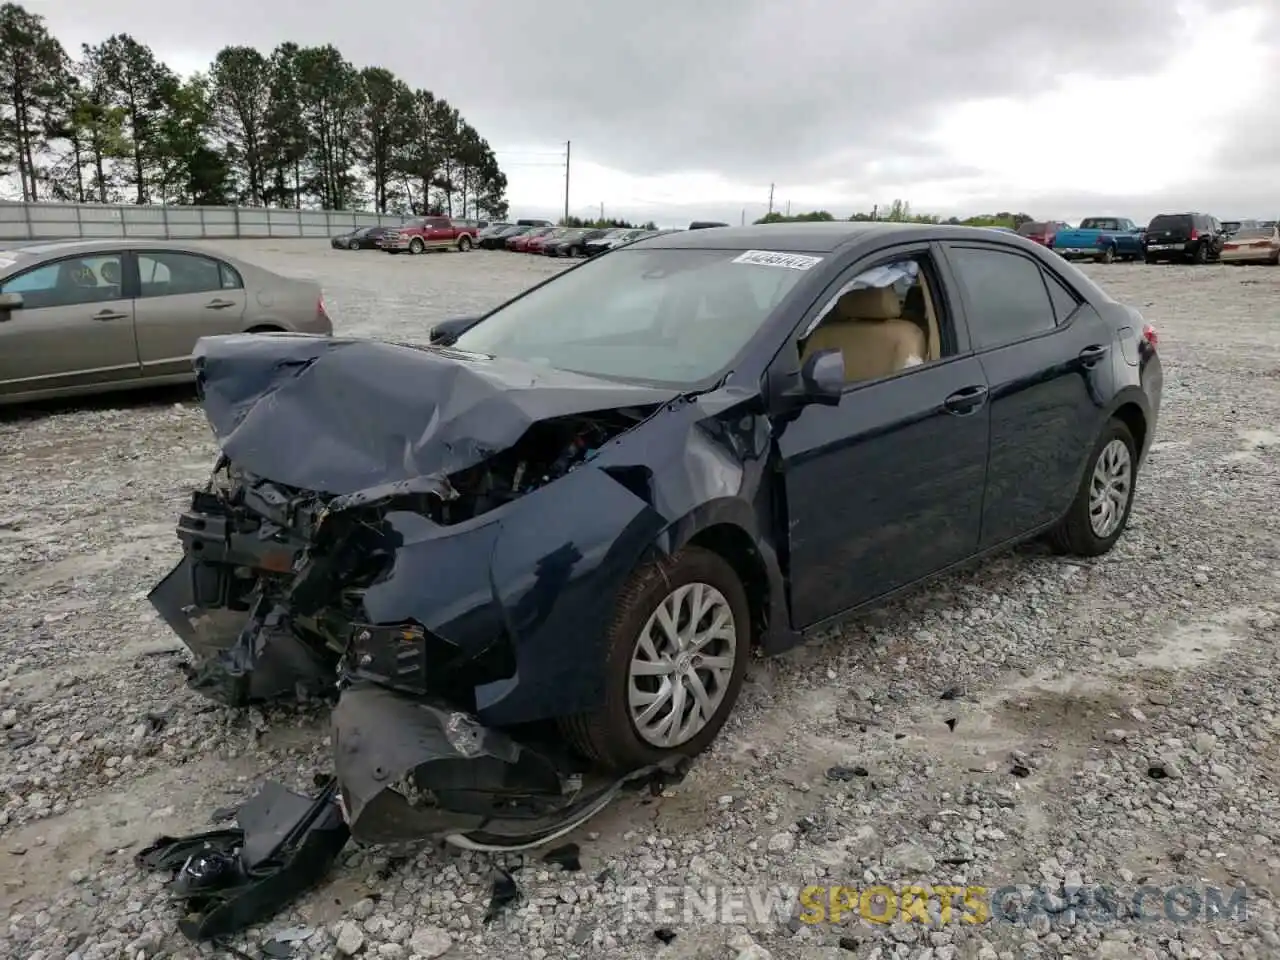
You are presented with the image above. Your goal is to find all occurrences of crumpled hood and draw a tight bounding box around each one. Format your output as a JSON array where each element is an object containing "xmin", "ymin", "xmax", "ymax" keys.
[{"xmin": 193, "ymin": 333, "xmax": 679, "ymax": 495}]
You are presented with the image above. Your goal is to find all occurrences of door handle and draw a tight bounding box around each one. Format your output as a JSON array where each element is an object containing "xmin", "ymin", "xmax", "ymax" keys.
[
  {"xmin": 944, "ymin": 384, "xmax": 988, "ymax": 415},
  {"xmin": 205, "ymin": 299, "xmax": 236, "ymax": 309},
  {"xmin": 92, "ymin": 310, "xmax": 129, "ymax": 321},
  {"xmin": 1078, "ymin": 344, "xmax": 1109, "ymax": 366}
]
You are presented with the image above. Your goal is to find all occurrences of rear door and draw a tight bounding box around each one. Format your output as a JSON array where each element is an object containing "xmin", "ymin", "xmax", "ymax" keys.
[
  {"xmin": 0, "ymin": 251, "xmax": 140, "ymax": 399},
  {"xmin": 133, "ymin": 250, "xmax": 248, "ymax": 378},
  {"xmin": 939, "ymin": 242, "xmax": 1112, "ymax": 548},
  {"xmin": 424, "ymin": 217, "xmax": 454, "ymax": 249}
]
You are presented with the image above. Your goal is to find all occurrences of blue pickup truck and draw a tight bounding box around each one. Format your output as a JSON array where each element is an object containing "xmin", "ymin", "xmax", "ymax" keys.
[{"xmin": 1051, "ymin": 217, "xmax": 1145, "ymax": 262}]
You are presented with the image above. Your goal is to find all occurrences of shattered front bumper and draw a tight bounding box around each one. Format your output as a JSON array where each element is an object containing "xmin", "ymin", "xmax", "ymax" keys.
[{"xmin": 331, "ymin": 683, "xmax": 685, "ymax": 847}]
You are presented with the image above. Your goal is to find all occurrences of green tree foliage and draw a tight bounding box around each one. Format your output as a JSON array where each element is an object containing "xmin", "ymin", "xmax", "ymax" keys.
[
  {"xmin": 558, "ymin": 216, "xmax": 659, "ymax": 230},
  {"xmin": 764, "ymin": 200, "xmax": 1036, "ymax": 228},
  {"xmin": 0, "ymin": 2, "xmax": 510, "ymax": 215},
  {"xmin": 755, "ymin": 210, "xmax": 834, "ymax": 224},
  {"xmin": 0, "ymin": 2, "xmax": 68, "ymax": 200}
]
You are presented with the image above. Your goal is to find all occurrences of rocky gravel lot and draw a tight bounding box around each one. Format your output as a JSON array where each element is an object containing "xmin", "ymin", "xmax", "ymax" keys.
[{"xmin": 0, "ymin": 242, "xmax": 1278, "ymax": 960}]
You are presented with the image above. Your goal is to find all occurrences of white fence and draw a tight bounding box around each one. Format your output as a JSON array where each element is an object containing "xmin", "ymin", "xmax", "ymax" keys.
[{"xmin": 0, "ymin": 201, "xmax": 412, "ymax": 242}]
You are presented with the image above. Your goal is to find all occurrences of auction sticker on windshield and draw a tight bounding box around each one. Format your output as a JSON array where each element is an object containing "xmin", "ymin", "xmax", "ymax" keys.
[{"xmin": 732, "ymin": 250, "xmax": 823, "ymax": 270}]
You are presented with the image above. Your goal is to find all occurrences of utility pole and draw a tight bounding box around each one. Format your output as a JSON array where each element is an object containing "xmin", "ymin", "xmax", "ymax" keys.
[
  {"xmin": 599, "ymin": 201, "xmax": 604, "ymax": 222},
  {"xmin": 740, "ymin": 209, "xmax": 745, "ymax": 225},
  {"xmin": 785, "ymin": 200, "xmax": 791, "ymax": 217},
  {"xmin": 767, "ymin": 183, "xmax": 774, "ymax": 214},
  {"xmin": 564, "ymin": 141, "xmax": 571, "ymax": 223}
]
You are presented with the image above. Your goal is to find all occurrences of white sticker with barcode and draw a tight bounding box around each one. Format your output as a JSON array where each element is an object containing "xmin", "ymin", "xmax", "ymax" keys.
[{"xmin": 731, "ymin": 250, "xmax": 823, "ymax": 270}]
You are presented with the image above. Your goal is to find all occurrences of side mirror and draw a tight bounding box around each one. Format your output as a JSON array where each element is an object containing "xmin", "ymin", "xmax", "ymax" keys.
[
  {"xmin": 799, "ymin": 349, "xmax": 845, "ymax": 405},
  {"xmin": 0, "ymin": 291, "xmax": 23, "ymax": 321},
  {"xmin": 428, "ymin": 315, "xmax": 482, "ymax": 346},
  {"xmin": 774, "ymin": 348, "xmax": 844, "ymax": 413}
]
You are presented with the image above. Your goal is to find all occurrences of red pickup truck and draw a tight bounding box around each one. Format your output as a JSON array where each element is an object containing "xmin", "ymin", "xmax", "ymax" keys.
[{"xmin": 379, "ymin": 216, "xmax": 479, "ymax": 254}]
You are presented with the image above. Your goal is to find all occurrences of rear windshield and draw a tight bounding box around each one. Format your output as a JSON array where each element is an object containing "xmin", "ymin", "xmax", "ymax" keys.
[
  {"xmin": 1017, "ymin": 222, "xmax": 1047, "ymax": 235},
  {"xmin": 1233, "ymin": 227, "xmax": 1273, "ymax": 240},
  {"xmin": 1147, "ymin": 215, "xmax": 1191, "ymax": 231}
]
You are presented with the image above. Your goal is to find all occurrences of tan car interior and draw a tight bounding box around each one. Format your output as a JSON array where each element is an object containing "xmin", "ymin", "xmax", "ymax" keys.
[{"xmin": 801, "ymin": 263, "xmax": 942, "ymax": 383}]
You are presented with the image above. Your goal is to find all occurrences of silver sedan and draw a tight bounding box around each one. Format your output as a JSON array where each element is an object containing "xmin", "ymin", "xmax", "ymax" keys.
[
  {"xmin": 1220, "ymin": 223, "xmax": 1280, "ymax": 265},
  {"xmin": 0, "ymin": 240, "xmax": 333, "ymax": 405}
]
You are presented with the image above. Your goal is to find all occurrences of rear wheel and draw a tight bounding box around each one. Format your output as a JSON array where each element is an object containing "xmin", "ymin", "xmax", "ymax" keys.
[
  {"xmin": 409, "ymin": 237, "xmax": 424, "ymax": 255},
  {"xmin": 1192, "ymin": 242, "xmax": 1208, "ymax": 264},
  {"xmin": 1097, "ymin": 245, "xmax": 1115, "ymax": 264},
  {"xmin": 457, "ymin": 235, "xmax": 472, "ymax": 252},
  {"xmin": 1048, "ymin": 418, "xmax": 1138, "ymax": 557},
  {"xmin": 246, "ymin": 324, "xmax": 285, "ymax": 334},
  {"xmin": 557, "ymin": 546, "xmax": 750, "ymax": 771},
  {"xmin": 1144, "ymin": 255, "xmax": 1157, "ymax": 265}
]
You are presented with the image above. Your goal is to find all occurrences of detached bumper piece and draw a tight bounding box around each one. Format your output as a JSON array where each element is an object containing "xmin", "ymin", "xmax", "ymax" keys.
[
  {"xmin": 136, "ymin": 779, "xmax": 350, "ymax": 942},
  {"xmin": 333, "ymin": 683, "xmax": 690, "ymax": 849}
]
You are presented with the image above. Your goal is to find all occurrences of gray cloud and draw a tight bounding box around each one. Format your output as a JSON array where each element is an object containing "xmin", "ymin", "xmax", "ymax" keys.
[{"xmin": 28, "ymin": 0, "xmax": 1280, "ymax": 220}]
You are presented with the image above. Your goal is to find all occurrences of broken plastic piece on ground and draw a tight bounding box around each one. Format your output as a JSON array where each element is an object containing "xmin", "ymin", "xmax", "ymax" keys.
[
  {"xmin": 825, "ymin": 765, "xmax": 868, "ymax": 781},
  {"xmin": 331, "ymin": 681, "xmax": 689, "ymax": 849},
  {"xmin": 542, "ymin": 842, "xmax": 582, "ymax": 871},
  {"xmin": 654, "ymin": 928, "xmax": 678, "ymax": 944},
  {"xmin": 135, "ymin": 778, "xmax": 350, "ymax": 941},
  {"xmin": 484, "ymin": 867, "xmax": 521, "ymax": 924}
]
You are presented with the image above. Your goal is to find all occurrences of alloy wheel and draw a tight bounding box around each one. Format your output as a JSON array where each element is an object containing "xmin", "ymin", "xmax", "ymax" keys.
[
  {"xmin": 627, "ymin": 582, "xmax": 737, "ymax": 748},
  {"xmin": 1089, "ymin": 438, "xmax": 1132, "ymax": 538}
]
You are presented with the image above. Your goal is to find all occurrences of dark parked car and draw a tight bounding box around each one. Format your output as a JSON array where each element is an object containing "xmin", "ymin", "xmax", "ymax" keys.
[
  {"xmin": 1143, "ymin": 212, "xmax": 1226, "ymax": 264},
  {"xmin": 689, "ymin": 220, "xmax": 729, "ymax": 230},
  {"xmin": 544, "ymin": 228, "xmax": 608, "ymax": 257},
  {"xmin": 480, "ymin": 225, "xmax": 531, "ymax": 250},
  {"xmin": 331, "ymin": 226, "xmax": 389, "ymax": 250},
  {"xmin": 149, "ymin": 222, "xmax": 1161, "ymax": 850}
]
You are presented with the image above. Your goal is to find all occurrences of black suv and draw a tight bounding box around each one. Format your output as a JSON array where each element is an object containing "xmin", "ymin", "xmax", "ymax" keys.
[{"xmin": 1143, "ymin": 212, "xmax": 1226, "ymax": 264}]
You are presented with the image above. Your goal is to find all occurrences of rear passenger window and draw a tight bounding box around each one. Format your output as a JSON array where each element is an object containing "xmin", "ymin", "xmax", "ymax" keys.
[
  {"xmin": 138, "ymin": 252, "xmax": 223, "ymax": 298},
  {"xmin": 218, "ymin": 262, "xmax": 243, "ymax": 290},
  {"xmin": 946, "ymin": 247, "xmax": 1056, "ymax": 350},
  {"xmin": 1042, "ymin": 270, "xmax": 1080, "ymax": 324}
]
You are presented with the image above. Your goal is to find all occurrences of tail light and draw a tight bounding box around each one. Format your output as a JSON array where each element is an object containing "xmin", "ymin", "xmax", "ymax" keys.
[
  {"xmin": 1142, "ymin": 324, "xmax": 1158, "ymax": 349},
  {"xmin": 1188, "ymin": 228, "xmax": 1199, "ymax": 240}
]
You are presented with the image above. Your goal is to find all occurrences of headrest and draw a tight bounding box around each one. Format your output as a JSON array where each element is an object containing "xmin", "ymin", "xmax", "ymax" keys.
[{"xmin": 832, "ymin": 286, "xmax": 902, "ymax": 322}]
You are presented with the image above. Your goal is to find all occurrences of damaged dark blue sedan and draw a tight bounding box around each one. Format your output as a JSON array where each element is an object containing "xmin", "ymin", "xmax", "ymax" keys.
[{"xmin": 150, "ymin": 222, "xmax": 1162, "ymax": 849}]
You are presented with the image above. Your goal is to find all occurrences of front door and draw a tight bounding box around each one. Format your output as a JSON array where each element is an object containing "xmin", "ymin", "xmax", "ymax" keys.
[
  {"xmin": 0, "ymin": 251, "xmax": 140, "ymax": 400},
  {"xmin": 776, "ymin": 246, "xmax": 991, "ymax": 628},
  {"xmin": 425, "ymin": 217, "xmax": 454, "ymax": 249},
  {"xmin": 133, "ymin": 250, "xmax": 248, "ymax": 378}
]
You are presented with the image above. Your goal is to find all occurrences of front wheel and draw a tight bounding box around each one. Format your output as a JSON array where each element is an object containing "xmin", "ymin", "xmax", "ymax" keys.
[
  {"xmin": 1048, "ymin": 418, "xmax": 1138, "ymax": 557},
  {"xmin": 409, "ymin": 238, "xmax": 424, "ymax": 255},
  {"xmin": 348, "ymin": 239, "xmax": 360, "ymax": 250},
  {"xmin": 557, "ymin": 546, "xmax": 750, "ymax": 771},
  {"xmin": 457, "ymin": 235, "xmax": 472, "ymax": 252}
]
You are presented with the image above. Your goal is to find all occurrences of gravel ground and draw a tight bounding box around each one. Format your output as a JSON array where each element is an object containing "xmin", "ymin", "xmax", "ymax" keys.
[{"xmin": 1, "ymin": 242, "xmax": 1278, "ymax": 960}]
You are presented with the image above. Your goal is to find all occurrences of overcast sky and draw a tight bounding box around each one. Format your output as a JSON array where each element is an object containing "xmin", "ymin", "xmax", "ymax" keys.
[{"xmin": 25, "ymin": 0, "xmax": 1280, "ymax": 226}]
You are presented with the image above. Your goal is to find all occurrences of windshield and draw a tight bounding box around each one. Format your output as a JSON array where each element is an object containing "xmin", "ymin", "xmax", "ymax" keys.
[
  {"xmin": 1234, "ymin": 227, "xmax": 1272, "ymax": 240},
  {"xmin": 451, "ymin": 247, "xmax": 815, "ymax": 386}
]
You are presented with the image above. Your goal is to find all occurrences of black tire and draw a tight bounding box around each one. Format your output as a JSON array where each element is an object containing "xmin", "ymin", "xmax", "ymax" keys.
[
  {"xmin": 557, "ymin": 546, "xmax": 751, "ymax": 771},
  {"xmin": 567, "ymin": 245, "xmax": 581, "ymax": 258},
  {"xmin": 457, "ymin": 235, "xmax": 472, "ymax": 252},
  {"xmin": 409, "ymin": 238, "xmax": 424, "ymax": 255},
  {"xmin": 1048, "ymin": 418, "xmax": 1138, "ymax": 557},
  {"xmin": 1192, "ymin": 242, "xmax": 1208, "ymax": 264},
  {"xmin": 1144, "ymin": 255, "xmax": 1157, "ymax": 265},
  {"xmin": 246, "ymin": 325, "xmax": 285, "ymax": 334},
  {"xmin": 1097, "ymin": 245, "xmax": 1115, "ymax": 264},
  {"xmin": 347, "ymin": 239, "xmax": 359, "ymax": 250}
]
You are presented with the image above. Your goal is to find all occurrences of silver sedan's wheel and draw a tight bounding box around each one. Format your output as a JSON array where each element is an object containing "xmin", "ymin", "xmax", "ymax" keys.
[
  {"xmin": 628, "ymin": 581, "xmax": 737, "ymax": 748},
  {"xmin": 1088, "ymin": 438, "xmax": 1132, "ymax": 538}
]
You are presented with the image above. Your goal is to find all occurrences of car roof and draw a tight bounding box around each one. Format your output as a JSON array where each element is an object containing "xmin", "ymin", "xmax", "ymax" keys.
[
  {"xmin": 626, "ymin": 221, "xmax": 1027, "ymax": 253},
  {"xmin": 0, "ymin": 238, "xmax": 244, "ymax": 259}
]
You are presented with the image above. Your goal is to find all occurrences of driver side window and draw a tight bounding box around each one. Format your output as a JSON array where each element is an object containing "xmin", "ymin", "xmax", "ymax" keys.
[
  {"xmin": 798, "ymin": 254, "xmax": 953, "ymax": 386},
  {"xmin": 0, "ymin": 254, "xmax": 125, "ymax": 310}
]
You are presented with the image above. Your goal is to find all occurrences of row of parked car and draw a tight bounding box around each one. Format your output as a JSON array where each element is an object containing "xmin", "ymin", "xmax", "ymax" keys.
[
  {"xmin": 480, "ymin": 224, "xmax": 682, "ymax": 257},
  {"xmin": 329, "ymin": 218, "xmax": 731, "ymax": 259},
  {"xmin": 1018, "ymin": 215, "xmax": 1280, "ymax": 265}
]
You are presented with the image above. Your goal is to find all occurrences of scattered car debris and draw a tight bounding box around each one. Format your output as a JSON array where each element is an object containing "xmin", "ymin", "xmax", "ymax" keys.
[
  {"xmin": 825, "ymin": 765, "xmax": 868, "ymax": 781},
  {"xmin": 939, "ymin": 686, "xmax": 962, "ymax": 700},
  {"xmin": 654, "ymin": 928, "xmax": 678, "ymax": 944},
  {"xmin": 260, "ymin": 938, "xmax": 297, "ymax": 958},
  {"xmin": 135, "ymin": 779, "xmax": 349, "ymax": 941},
  {"xmin": 484, "ymin": 867, "xmax": 522, "ymax": 924},
  {"xmin": 542, "ymin": 842, "xmax": 582, "ymax": 871},
  {"xmin": 1010, "ymin": 763, "xmax": 1031, "ymax": 778},
  {"xmin": 944, "ymin": 717, "xmax": 957, "ymax": 731}
]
